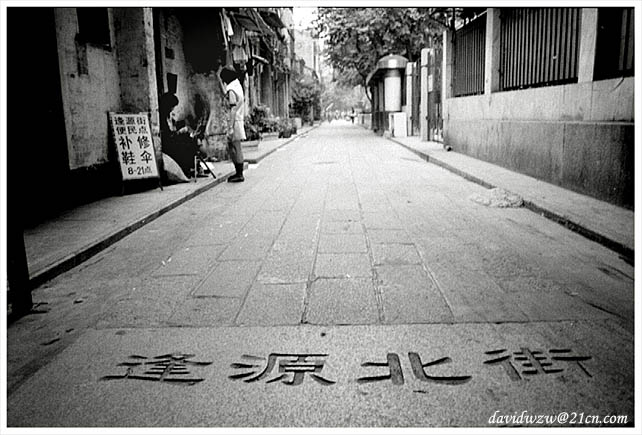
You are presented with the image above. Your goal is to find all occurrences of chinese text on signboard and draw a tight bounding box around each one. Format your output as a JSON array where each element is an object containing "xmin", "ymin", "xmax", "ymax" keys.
[{"xmin": 109, "ymin": 113, "xmax": 159, "ymax": 180}]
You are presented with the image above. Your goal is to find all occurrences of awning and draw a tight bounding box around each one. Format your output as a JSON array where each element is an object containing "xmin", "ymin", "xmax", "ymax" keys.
[
  {"xmin": 259, "ymin": 11, "xmax": 285, "ymax": 30},
  {"xmin": 247, "ymin": 8, "xmax": 275, "ymax": 38},
  {"xmin": 231, "ymin": 12, "xmax": 262, "ymax": 33}
]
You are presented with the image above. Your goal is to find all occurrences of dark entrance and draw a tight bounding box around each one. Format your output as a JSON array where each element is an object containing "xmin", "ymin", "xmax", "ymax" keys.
[
  {"xmin": 8, "ymin": 7, "xmax": 69, "ymax": 227},
  {"xmin": 7, "ymin": 7, "xmax": 70, "ymax": 314}
]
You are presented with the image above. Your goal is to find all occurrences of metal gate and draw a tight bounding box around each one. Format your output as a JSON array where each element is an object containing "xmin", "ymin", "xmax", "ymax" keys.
[
  {"xmin": 411, "ymin": 63, "xmax": 421, "ymax": 135},
  {"xmin": 426, "ymin": 42, "xmax": 443, "ymax": 142}
]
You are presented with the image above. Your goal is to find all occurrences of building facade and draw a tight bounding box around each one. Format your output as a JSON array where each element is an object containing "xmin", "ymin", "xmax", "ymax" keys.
[
  {"xmin": 442, "ymin": 7, "xmax": 634, "ymax": 208},
  {"xmin": 8, "ymin": 7, "xmax": 294, "ymax": 225}
]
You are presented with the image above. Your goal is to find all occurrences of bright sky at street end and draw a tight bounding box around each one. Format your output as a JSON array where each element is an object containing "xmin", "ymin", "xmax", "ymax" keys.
[{"xmin": 293, "ymin": 7, "xmax": 317, "ymax": 30}]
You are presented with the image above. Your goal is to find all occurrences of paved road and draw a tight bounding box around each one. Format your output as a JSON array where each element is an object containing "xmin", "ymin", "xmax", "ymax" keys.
[{"xmin": 7, "ymin": 122, "xmax": 634, "ymax": 427}]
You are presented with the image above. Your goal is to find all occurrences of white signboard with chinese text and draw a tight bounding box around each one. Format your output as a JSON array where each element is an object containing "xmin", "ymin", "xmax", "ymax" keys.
[{"xmin": 109, "ymin": 113, "xmax": 159, "ymax": 181}]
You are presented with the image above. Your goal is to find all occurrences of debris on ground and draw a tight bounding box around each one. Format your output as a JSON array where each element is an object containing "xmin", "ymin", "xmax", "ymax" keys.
[{"xmin": 469, "ymin": 188, "xmax": 524, "ymax": 208}]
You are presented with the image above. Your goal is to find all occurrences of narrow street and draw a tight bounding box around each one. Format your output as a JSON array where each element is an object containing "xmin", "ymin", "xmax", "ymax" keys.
[{"xmin": 7, "ymin": 123, "xmax": 634, "ymax": 426}]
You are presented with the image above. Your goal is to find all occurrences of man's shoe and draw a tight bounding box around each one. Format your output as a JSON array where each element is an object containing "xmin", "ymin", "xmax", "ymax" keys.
[
  {"xmin": 228, "ymin": 163, "xmax": 244, "ymax": 182},
  {"xmin": 227, "ymin": 174, "xmax": 244, "ymax": 182}
]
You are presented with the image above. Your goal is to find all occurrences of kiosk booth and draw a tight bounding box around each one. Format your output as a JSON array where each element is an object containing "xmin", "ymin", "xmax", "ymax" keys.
[{"xmin": 366, "ymin": 54, "xmax": 408, "ymax": 136}]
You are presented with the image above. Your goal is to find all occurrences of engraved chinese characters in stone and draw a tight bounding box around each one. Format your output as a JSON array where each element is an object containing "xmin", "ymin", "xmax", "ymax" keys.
[
  {"xmin": 229, "ymin": 353, "xmax": 336, "ymax": 386},
  {"xmin": 484, "ymin": 348, "xmax": 592, "ymax": 381},
  {"xmin": 357, "ymin": 352, "xmax": 472, "ymax": 385},
  {"xmin": 101, "ymin": 353, "xmax": 213, "ymax": 385}
]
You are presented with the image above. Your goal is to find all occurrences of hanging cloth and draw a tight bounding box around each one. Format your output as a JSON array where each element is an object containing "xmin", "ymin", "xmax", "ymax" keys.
[
  {"xmin": 230, "ymin": 18, "xmax": 248, "ymax": 63},
  {"xmin": 219, "ymin": 9, "xmax": 231, "ymax": 50}
]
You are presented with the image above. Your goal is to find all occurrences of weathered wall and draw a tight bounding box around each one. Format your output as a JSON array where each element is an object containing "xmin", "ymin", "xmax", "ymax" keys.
[
  {"xmin": 157, "ymin": 10, "xmax": 228, "ymax": 157},
  {"xmin": 157, "ymin": 12, "xmax": 191, "ymax": 119},
  {"xmin": 443, "ymin": 77, "xmax": 634, "ymax": 207},
  {"xmin": 112, "ymin": 8, "xmax": 161, "ymax": 162},
  {"xmin": 55, "ymin": 8, "xmax": 121, "ymax": 170},
  {"xmin": 189, "ymin": 72, "xmax": 229, "ymax": 157}
]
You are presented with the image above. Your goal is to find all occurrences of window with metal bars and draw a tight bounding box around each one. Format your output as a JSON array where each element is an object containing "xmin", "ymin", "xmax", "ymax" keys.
[
  {"xmin": 453, "ymin": 14, "xmax": 486, "ymax": 97},
  {"xmin": 594, "ymin": 8, "xmax": 634, "ymax": 81},
  {"xmin": 499, "ymin": 8, "xmax": 580, "ymax": 92}
]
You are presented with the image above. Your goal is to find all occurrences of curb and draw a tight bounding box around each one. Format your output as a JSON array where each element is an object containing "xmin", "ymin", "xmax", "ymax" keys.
[
  {"xmin": 387, "ymin": 136, "xmax": 634, "ymax": 263},
  {"xmin": 245, "ymin": 125, "xmax": 319, "ymax": 164},
  {"xmin": 29, "ymin": 170, "xmax": 236, "ymax": 288}
]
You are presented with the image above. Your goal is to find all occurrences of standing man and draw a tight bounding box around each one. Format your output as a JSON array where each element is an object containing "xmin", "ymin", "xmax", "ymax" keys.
[{"xmin": 220, "ymin": 66, "xmax": 246, "ymax": 182}]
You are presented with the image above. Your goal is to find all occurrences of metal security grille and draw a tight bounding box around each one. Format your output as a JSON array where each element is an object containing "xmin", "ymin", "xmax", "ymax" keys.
[
  {"xmin": 594, "ymin": 7, "xmax": 634, "ymax": 80},
  {"xmin": 453, "ymin": 14, "xmax": 486, "ymax": 97},
  {"xmin": 411, "ymin": 64, "xmax": 421, "ymax": 135},
  {"xmin": 499, "ymin": 8, "xmax": 580, "ymax": 91}
]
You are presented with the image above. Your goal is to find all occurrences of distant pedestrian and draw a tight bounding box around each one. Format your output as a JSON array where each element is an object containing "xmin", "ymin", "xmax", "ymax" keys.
[
  {"xmin": 350, "ymin": 107, "xmax": 356, "ymax": 124},
  {"xmin": 220, "ymin": 66, "xmax": 246, "ymax": 183}
]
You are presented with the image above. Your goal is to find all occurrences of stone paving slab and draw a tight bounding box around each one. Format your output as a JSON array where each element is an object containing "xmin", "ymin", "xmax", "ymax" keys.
[
  {"xmin": 314, "ymin": 253, "xmax": 372, "ymax": 279},
  {"xmin": 7, "ymin": 321, "xmax": 633, "ymax": 427},
  {"xmin": 236, "ymin": 283, "xmax": 306, "ymax": 326},
  {"xmin": 151, "ymin": 245, "xmax": 224, "ymax": 277},
  {"xmin": 321, "ymin": 220, "xmax": 364, "ymax": 234},
  {"xmin": 375, "ymin": 265, "xmax": 454, "ymax": 324},
  {"xmin": 257, "ymin": 251, "xmax": 314, "ymax": 284},
  {"xmin": 193, "ymin": 260, "xmax": 262, "ymax": 297},
  {"xmin": 318, "ymin": 233, "xmax": 368, "ymax": 253},
  {"xmin": 371, "ymin": 243, "xmax": 422, "ymax": 266},
  {"xmin": 366, "ymin": 229, "xmax": 412, "ymax": 244},
  {"xmin": 306, "ymin": 278, "xmax": 379, "ymax": 325}
]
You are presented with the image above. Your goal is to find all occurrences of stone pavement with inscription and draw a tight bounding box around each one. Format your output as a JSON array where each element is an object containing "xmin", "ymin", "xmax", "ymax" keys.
[{"xmin": 6, "ymin": 122, "xmax": 635, "ymax": 427}]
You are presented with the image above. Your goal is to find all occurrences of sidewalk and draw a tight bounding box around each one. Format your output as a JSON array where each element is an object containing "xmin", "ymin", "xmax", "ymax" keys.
[
  {"xmin": 386, "ymin": 135, "xmax": 634, "ymax": 260},
  {"xmin": 23, "ymin": 125, "xmax": 316, "ymax": 288}
]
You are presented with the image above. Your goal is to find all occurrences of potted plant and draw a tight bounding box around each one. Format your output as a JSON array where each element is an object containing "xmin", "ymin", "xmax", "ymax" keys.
[
  {"xmin": 261, "ymin": 117, "xmax": 280, "ymax": 140},
  {"xmin": 278, "ymin": 118, "xmax": 293, "ymax": 138},
  {"xmin": 242, "ymin": 106, "xmax": 265, "ymax": 147}
]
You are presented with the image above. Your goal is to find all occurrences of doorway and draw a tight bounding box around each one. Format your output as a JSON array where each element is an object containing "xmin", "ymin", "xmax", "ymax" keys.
[{"xmin": 8, "ymin": 7, "xmax": 69, "ymax": 227}]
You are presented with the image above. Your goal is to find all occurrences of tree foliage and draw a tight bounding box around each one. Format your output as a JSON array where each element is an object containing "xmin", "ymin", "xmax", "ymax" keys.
[
  {"xmin": 316, "ymin": 7, "xmax": 457, "ymax": 88},
  {"xmin": 323, "ymin": 81, "xmax": 367, "ymax": 113},
  {"xmin": 290, "ymin": 71, "xmax": 322, "ymax": 122}
]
